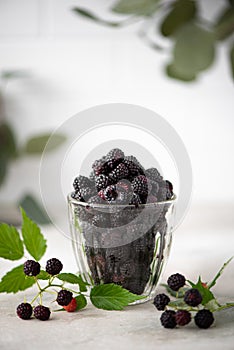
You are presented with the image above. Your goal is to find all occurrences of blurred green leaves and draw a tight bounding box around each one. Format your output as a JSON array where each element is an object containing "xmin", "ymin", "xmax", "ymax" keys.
[
  {"xmin": 0, "ymin": 123, "xmax": 17, "ymax": 186},
  {"xmin": 230, "ymin": 44, "xmax": 234, "ymax": 78},
  {"xmin": 167, "ymin": 23, "xmax": 215, "ymax": 81},
  {"xmin": 112, "ymin": 0, "xmax": 160, "ymax": 16},
  {"xmin": 73, "ymin": 0, "xmax": 234, "ymax": 82},
  {"xmin": 24, "ymin": 133, "xmax": 66, "ymax": 154},
  {"xmin": 160, "ymin": 0, "xmax": 196, "ymax": 37}
]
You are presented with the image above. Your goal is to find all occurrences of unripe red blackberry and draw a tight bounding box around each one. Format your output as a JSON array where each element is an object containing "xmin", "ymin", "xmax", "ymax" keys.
[
  {"xmin": 34, "ymin": 305, "xmax": 51, "ymax": 321},
  {"xmin": 23, "ymin": 260, "xmax": 40, "ymax": 276},
  {"xmin": 184, "ymin": 288, "xmax": 202, "ymax": 307},
  {"xmin": 194, "ymin": 309, "xmax": 214, "ymax": 329},
  {"xmin": 46, "ymin": 258, "xmax": 63, "ymax": 275},
  {"xmin": 175, "ymin": 310, "xmax": 191, "ymax": 326},
  {"xmin": 56, "ymin": 289, "xmax": 73, "ymax": 306},
  {"xmin": 153, "ymin": 293, "xmax": 170, "ymax": 311},
  {"xmin": 16, "ymin": 302, "xmax": 33, "ymax": 320},
  {"xmin": 167, "ymin": 273, "xmax": 186, "ymax": 291},
  {"xmin": 160, "ymin": 310, "xmax": 176, "ymax": 328}
]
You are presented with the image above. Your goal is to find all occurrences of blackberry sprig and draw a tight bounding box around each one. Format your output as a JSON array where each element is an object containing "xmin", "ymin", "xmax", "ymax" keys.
[{"xmin": 155, "ymin": 257, "xmax": 234, "ymax": 329}]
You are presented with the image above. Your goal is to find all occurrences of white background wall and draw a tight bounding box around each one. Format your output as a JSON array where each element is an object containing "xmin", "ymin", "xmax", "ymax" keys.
[{"xmin": 0, "ymin": 0, "xmax": 233, "ymax": 207}]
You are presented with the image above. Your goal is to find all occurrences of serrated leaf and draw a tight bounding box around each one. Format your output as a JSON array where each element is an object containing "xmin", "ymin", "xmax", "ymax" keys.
[
  {"xmin": 230, "ymin": 43, "xmax": 234, "ymax": 79},
  {"xmin": 37, "ymin": 270, "xmax": 50, "ymax": 280},
  {"xmin": 90, "ymin": 283, "xmax": 145, "ymax": 310},
  {"xmin": 21, "ymin": 208, "xmax": 47, "ymax": 261},
  {"xmin": 24, "ymin": 133, "xmax": 66, "ymax": 154},
  {"xmin": 0, "ymin": 265, "xmax": 35, "ymax": 293},
  {"xmin": 75, "ymin": 294, "xmax": 87, "ymax": 310},
  {"xmin": 208, "ymin": 257, "xmax": 233, "ymax": 289},
  {"xmin": 112, "ymin": 0, "xmax": 160, "ymax": 16},
  {"xmin": 188, "ymin": 276, "xmax": 215, "ymax": 305},
  {"xmin": 19, "ymin": 194, "xmax": 51, "ymax": 225},
  {"xmin": 0, "ymin": 223, "xmax": 24, "ymax": 260},
  {"xmin": 57, "ymin": 273, "xmax": 89, "ymax": 292},
  {"xmin": 214, "ymin": 7, "xmax": 234, "ymax": 40},
  {"xmin": 161, "ymin": 0, "xmax": 196, "ymax": 37}
]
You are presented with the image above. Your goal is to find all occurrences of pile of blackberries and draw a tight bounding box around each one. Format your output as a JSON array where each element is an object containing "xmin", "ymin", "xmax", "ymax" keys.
[
  {"xmin": 71, "ymin": 149, "xmax": 174, "ymax": 295},
  {"xmin": 153, "ymin": 273, "xmax": 214, "ymax": 329}
]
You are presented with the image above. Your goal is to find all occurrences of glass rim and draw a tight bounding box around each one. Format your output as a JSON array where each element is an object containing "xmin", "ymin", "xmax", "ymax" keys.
[{"xmin": 67, "ymin": 192, "xmax": 177, "ymax": 209}]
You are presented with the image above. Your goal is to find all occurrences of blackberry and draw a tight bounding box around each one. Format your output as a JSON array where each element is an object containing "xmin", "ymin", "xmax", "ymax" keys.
[
  {"xmin": 103, "ymin": 185, "xmax": 118, "ymax": 202},
  {"xmin": 153, "ymin": 293, "xmax": 170, "ymax": 311},
  {"xmin": 194, "ymin": 309, "xmax": 214, "ymax": 329},
  {"xmin": 160, "ymin": 310, "xmax": 176, "ymax": 328},
  {"xmin": 92, "ymin": 156, "xmax": 108, "ymax": 176},
  {"xmin": 131, "ymin": 175, "xmax": 148, "ymax": 196},
  {"xmin": 145, "ymin": 168, "xmax": 162, "ymax": 182},
  {"xmin": 81, "ymin": 186, "xmax": 96, "ymax": 201},
  {"xmin": 73, "ymin": 175, "xmax": 93, "ymax": 192},
  {"xmin": 95, "ymin": 174, "xmax": 111, "ymax": 191},
  {"xmin": 184, "ymin": 288, "xmax": 202, "ymax": 307},
  {"xmin": 129, "ymin": 193, "xmax": 142, "ymax": 205},
  {"xmin": 109, "ymin": 163, "xmax": 129, "ymax": 182},
  {"xmin": 46, "ymin": 258, "xmax": 63, "ymax": 275},
  {"xmin": 23, "ymin": 260, "xmax": 40, "ymax": 277},
  {"xmin": 16, "ymin": 302, "xmax": 33, "ymax": 320},
  {"xmin": 56, "ymin": 290, "xmax": 73, "ymax": 306},
  {"xmin": 71, "ymin": 190, "xmax": 84, "ymax": 202},
  {"xmin": 116, "ymin": 179, "xmax": 132, "ymax": 193},
  {"xmin": 166, "ymin": 180, "xmax": 174, "ymax": 199},
  {"xmin": 148, "ymin": 179, "xmax": 159, "ymax": 195},
  {"xmin": 123, "ymin": 156, "xmax": 144, "ymax": 176},
  {"xmin": 88, "ymin": 195, "xmax": 105, "ymax": 205},
  {"xmin": 167, "ymin": 273, "xmax": 186, "ymax": 291},
  {"xmin": 34, "ymin": 305, "xmax": 51, "ymax": 321},
  {"xmin": 106, "ymin": 148, "xmax": 124, "ymax": 170},
  {"xmin": 175, "ymin": 310, "xmax": 191, "ymax": 326}
]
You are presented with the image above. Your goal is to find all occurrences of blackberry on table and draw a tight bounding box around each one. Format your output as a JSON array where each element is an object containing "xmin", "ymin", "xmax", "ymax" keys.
[
  {"xmin": 16, "ymin": 302, "xmax": 33, "ymax": 320},
  {"xmin": 95, "ymin": 174, "xmax": 111, "ymax": 191},
  {"xmin": 167, "ymin": 273, "xmax": 186, "ymax": 291},
  {"xmin": 34, "ymin": 305, "xmax": 51, "ymax": 321},
  {"xmin": 131, "ymin": 175, "xmax": 148, "ymax": 196},
  {"xmin": 184, "ymin": 288, "xmax": 203, "ymax": 307},
  {"xmin": 194, "ymin": 309, "xmax": 214, "ymax": 329},
  {"xmin": 46, "ymin": 258, "xmax": 63, "ymax": 276},
  {"xmin": 153, "ymin": 293, "xmax": 170, "ymax": 311},
  {"xmin": 160, "ymin": 310, "xmax": 176, "ymax": 328},
  {"xmin": 175, "ymin": 310, "xmax": 191, "ymax": 326},
  {"xmin": 56, "ymin": 290, "xmax": 73, "ymax": 306},
  {"xmin": 23, "ymin": 260, "xmax": 40, "ymax": 277}
]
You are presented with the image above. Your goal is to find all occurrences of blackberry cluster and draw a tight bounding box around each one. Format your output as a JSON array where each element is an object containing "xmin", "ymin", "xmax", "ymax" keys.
[
  {"xmin": 71, "ymin": 148, "xmax": 174, "ymax": 295},
  {"xmin": 23, "ymin": 260, "xmax": 40, "ymax": 277},
  {"xmin": 71, "ymin": 148, "xmax": 174, "ymax": 205},
  {"xmin": 155, "ymin": 273, "xmax": 214, "ymax": 329},
  {"xmin": 46, "ymin": 258, "xmax": 63, "ymax": 275}
]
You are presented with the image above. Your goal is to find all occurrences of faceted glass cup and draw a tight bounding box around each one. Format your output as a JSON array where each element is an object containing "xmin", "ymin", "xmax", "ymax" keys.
[{"xmin": 68, "ymin": 194, "xmax": 176, "ymax": 304}]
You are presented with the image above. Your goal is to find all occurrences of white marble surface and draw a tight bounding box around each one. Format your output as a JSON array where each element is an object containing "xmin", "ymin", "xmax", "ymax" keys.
[{"xmin": 0, "ymin": 203, "xmax": 234, "ymax": 349}]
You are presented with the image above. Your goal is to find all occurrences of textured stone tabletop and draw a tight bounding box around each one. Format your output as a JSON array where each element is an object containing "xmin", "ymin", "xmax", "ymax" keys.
[{"xmin": 0, "ymin": 203, "xmax": 234, "ymax": 349}]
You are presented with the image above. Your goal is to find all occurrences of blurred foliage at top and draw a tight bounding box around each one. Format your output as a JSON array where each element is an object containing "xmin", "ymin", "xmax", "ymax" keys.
[{"xmin": 73, "ymin": 0, "xmax": 234, "ymax": 82}]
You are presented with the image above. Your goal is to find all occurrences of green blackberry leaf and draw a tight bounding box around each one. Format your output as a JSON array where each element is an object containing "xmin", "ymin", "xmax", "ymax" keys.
[
  {"xmin": 57, "ymin": 273, "xmax": 89, "ymax": 292},
  {"xmin": 19, "ymin": 194, "xmax": 51, "ymax": 225},
  {"xmin": 21, "ymin": 208, "xmax": 47, "ymax": 261},
  {"xmin": 208, "ymin": 257, "xmax": 233, "ymax": 289},
  {"xmin": 90, "ymin": 283, "xmax": 145, "ymax": 310},
  {"xmin": 75, "ymin": 294, "xmax": 87, "ymax": 310},
  {"xmin": 214, "ymin": 7, "xmax": 234, "ymax": 40},
  {"xmin": 0, "ymin": 264, "xmax": 35, "ymax": 293},
  {"xmin": 73, "ymin": 8, "xmax": 123, "ymax": 27},
  {"xmin": 37, "ymin": 270, "xmax": 50, "ymax": 280},
  {"xmin": 0, "ymin": 223, "xmax": 24, "ymax": 260},
  {"xmin": 188, "ymin": 276, "xmax": 215, "ymax": 305}
]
